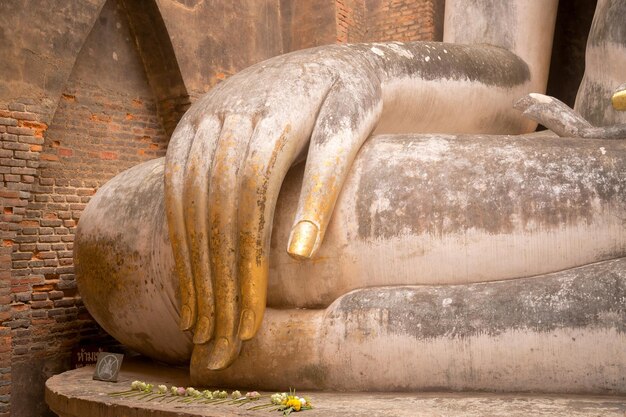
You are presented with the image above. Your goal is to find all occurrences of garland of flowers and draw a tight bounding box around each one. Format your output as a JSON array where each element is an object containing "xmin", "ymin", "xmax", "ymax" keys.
[{"xmin": 109, "ymin": 381, "xmax": 313, "ymax": 415}]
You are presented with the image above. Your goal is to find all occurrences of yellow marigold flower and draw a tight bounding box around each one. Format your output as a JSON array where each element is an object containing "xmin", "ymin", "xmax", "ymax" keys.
[{"xmin": 286, "ymin": 398, "xmax": 302, "ymax": 411}]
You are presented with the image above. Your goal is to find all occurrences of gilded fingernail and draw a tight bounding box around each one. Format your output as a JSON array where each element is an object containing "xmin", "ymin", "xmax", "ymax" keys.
[
  {"xmin": 207, "ymin": 337, "xmax": 230, "ymax": 370},
  {"xmin": 238, "ymin": 309, "xmax": 256, "ymax": 340},
  {"xmin": 287, "ymin": 221, "xmax": 318, "ymax": 260},
  {"xmin": 612, "ymin": 89, "xmax": 626, "ymax": 111},
  {"xmin": 193, "ymin": 316, "xmax": 213, "ymax": 344},
  {"xmin": 180, "ymin": 305, "xmax": 193, "ymax": 331}
]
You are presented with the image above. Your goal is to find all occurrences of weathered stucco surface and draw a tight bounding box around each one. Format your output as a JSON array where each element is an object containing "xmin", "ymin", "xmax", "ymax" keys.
[{"xmin": 76, "ymin": 132, "xmax": 626, "ymax": 392}]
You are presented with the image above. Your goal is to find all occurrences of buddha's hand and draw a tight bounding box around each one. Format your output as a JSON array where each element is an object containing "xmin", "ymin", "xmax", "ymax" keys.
[{"xmin": 164, "ymin": 44, "xmax": 383, "ymax": 369}]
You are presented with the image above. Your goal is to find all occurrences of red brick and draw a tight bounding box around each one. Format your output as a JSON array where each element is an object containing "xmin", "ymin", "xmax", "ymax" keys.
[
  {"xmin": 6, "ymin": 127, "xmax": 33, "ymax": 135},
  {"xmin": 58, "ymin": 148, "xmax": 73, "ymax": 157},
  {"xmin": 11, "ymin": 111, "xmax": 38, "ymax": 121},
  {"xmin": 99, "ymin": 151, "xmax": 118, "ymax": 160},
  {"xmin": 32, "ymin": 284, "xmax": 54, "ymax": 293},
  {"xmin": 0, "ymin": 189, "xmax": 19, "ymax": 199},
  {"xmin": 31, "ymin": 300, "xmax": 53, "ymax": 309},
  {"xmin": 48, "ymin": 291, "xmax": 64, "ymax": 300},
  {"xmin": 40, "ymin": 154, "xmax": 59, "ymax": 162}
]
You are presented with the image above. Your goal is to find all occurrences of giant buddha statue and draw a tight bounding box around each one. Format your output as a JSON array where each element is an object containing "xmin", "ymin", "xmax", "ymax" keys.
[{"xmin": 75, "ymin": 0, "xmax": 626, "ymax": 392}]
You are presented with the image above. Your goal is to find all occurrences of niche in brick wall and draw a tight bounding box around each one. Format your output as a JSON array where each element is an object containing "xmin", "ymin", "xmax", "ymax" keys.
[
  {"xmin": 13, "ymin": 0, "xmax": 175, "ymax": 373},
  {"xmin": 5, "ymin": 0, "xmax": 189, "ymax": 414}
]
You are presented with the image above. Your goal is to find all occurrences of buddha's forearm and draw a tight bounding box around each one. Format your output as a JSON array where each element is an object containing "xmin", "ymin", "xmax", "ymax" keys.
[
  {"xmin": 345, "ymin": 0, "xmax": 560, "ymax": 136},
  {"xmin": 348, "ymin": 42, "xmax": 536, "ymax": 134},
  {"xmin": 360, "ymin": 42, "xmax": 530, "ymax": 87}
]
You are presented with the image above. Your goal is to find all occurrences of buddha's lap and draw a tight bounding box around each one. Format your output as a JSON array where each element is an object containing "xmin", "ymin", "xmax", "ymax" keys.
[{"xmin": 75, "ymin": 133, "xmax": 626, "ymax": 362}]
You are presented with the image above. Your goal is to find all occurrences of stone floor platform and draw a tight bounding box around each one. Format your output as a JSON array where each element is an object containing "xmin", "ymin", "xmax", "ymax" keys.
[{"xmin": 46, "ymin": 358, "xmax": 626, "ymax": 417}]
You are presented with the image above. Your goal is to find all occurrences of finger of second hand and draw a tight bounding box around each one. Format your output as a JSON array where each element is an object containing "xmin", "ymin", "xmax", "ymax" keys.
[{"xmin": 206, "ymin": 114, "xmax": 252, "ymax": 370}]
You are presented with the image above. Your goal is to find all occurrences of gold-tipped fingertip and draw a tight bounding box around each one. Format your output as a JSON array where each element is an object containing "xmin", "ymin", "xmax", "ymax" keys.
[
  {"xmin": 180, "ymin": 305, "xmax": 194, "ymax": 331},
  {"xmin": 193, "ymin": 316, "xmax": 213, "ymax": 344},
  {"xmin": 287, "ymin": 221, "xmax": 318, "ymax": 260},
  {"xmin": 612, "ymin": 89, "xmax": 626, "ymax": 111},
  {"xmin": 206, "ymin": 337, "xmax": 232, "ymax": 370},
  {"xmin": 238, "ymin": 309, "xmax": 256, "ymax": 340}
]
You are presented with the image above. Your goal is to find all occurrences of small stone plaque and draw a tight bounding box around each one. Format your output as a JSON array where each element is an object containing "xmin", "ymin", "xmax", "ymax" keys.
[{"xmin": 93, "ymin": 352, "xmax": 124, "ymax": 382}]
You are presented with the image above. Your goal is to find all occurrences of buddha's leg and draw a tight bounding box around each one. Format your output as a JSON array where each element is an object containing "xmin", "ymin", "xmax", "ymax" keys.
[
  {"xmin": 193, "ymin": 133, "xmax": 626, "ymax": 390},
  {"xmin": 75, "ymin": 132, "xmax": 626, "ymax": 372},
  {"xmin": 197, "ymin": 258, "xmax": 626, "ymax": 392}
]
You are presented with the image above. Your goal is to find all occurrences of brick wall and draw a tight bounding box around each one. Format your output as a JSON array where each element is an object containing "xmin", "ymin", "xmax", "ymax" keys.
[
  {"xmin": 8, "ymin": 77, "xmax": 168, "ymax": 370},
  {"xmin": 335, "ymin": 0, "xmax": 442, "ymax": 43},
  {"xmin": 365, "ymin": 0, "xmax": 438, "ymax": 41},
  {"xmin": 42, "ymin": 82, "xmax": 167, "ymax": 178},
  {"xmin": 0, "ymin": 98, "xmax": 49, "ymax": 417},
  {"xmin": 5, "ymin": 77, "xmax": 167, "ymax": 392},
  {"xmin": 336, "ymin": 0, "xmax": 367, "ymax": 43},
  {"xmin": 0, "ymin": 0, "xmax": 173, "ymax": 415}
]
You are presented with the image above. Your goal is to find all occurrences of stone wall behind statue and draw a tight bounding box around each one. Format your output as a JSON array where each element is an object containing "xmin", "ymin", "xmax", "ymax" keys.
[{"xmin": 0, "ymin": 1, "xmax": 171, "ymax": 415}]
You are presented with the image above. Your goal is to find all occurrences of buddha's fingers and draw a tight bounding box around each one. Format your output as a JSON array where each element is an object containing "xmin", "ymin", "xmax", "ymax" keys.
[
  {"xmin": 205, "ymin": 114, "xmax": 253, "ymax": 370},
  {"xmin": 182, "ymin": 116, "xmax": 222, "ymax": 344},
  {"xmin": 287, "ymin": 75, "xmax": 383, "ymax": 259},
  {"xmin": 164, "ymin": 118, "xmax": 197, "ymax": 331},
  {"xmin": 237, "ymin": 118, "xmax": 310, "ymax": 340}
]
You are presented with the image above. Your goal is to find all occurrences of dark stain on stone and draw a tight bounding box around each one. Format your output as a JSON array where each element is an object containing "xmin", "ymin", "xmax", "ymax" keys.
[
  {"xmin": 588, "ymin": 0, "xmax": 626, "ymax": 47},
  {"xmin": 298, "ymin": 364, "xmax": 329, "ymax": 387},
  {"xmin": 352, "ymin": 41, "xmax": 529, "ymax": 88},
  {"xmin": 93, "ymin": 160, "xmax": 165, "ymax": 222},
  {"xmin": 355, "ymin": 134, "xmax": 626, "ymax": 240},
  {"xmin": 74, "ymin": 235, "xmax": 143, "ymax": 339},
  {"xmin": 576, "ymin": 78, "xmax": 622, "ymax": 127},
  {"xmin": 330, "ymin": 258, "xmax": 626, "ymax": 340}
]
